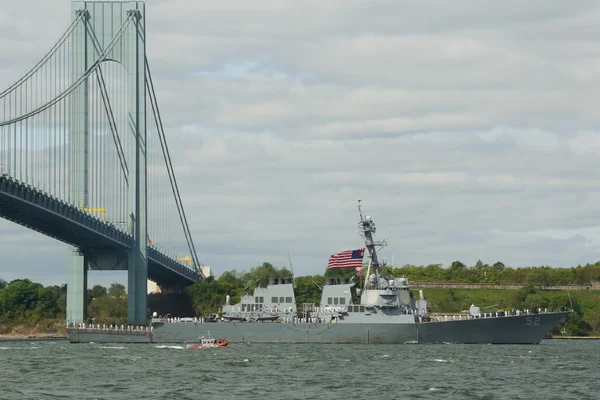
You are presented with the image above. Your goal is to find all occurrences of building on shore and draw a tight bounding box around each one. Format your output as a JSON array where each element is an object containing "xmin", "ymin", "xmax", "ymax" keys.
[
  {"xmin": 200, "ymin": 265, "xmax": 213, "ymax": 278},
  {"xmin": 147, "ymin": 280, "xmax": 160, "ymax": 294}
]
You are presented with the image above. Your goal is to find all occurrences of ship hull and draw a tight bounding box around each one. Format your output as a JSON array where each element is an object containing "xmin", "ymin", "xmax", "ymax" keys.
[
  {"xmin": 416, "ymin": 312, "xmax": 570, "ymax": 344},
  {"xmin": 66, "ymin": 312, "xmax": 569, "ymax": 345}
]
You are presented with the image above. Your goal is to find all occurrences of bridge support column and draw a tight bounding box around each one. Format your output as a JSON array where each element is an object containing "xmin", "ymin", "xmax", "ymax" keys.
[
  {"xmin": 67, "ymin": 3, "xmax": 90, "ymax": 325},
  {"xmin": 70, "ymin": 1, "xmax": 148, "ymax": 325},
  {"xmin": 128, "ymin": 247, "xmax": 147, "ymax": 324},
  {"xmin": 126, "ymin": 5, "xmax": 148, "ymax": 325},
  {"xmin": 66, "ymin": 250, "xmax": 88, "ymax": 323}
]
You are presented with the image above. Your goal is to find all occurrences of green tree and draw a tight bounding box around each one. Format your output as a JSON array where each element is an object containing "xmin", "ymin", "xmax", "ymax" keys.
[
  {"xmin": 294, "ymin": 275, "xmax": 325, "ymax": 306},
  {"xmin": 37, "ymin": 286, "xmax": 61, "ymax": 318},
  {"xmin": 240, "ymin": 262, "xmax": 292, "ymax": 289},
  {"xmin": 108, "ymin": 283, "xmax": 126, "ymax": 298},
  {"xmin": 557, "ymin": 312, "xmax": 592, "ymax": 336},
  {"xmin": 185, "ymin": 277, "xmax": 230, "ymax": 316},
  {"xmin": 492, "ymin": 262, "xmax": 505, "ymax": 271},
  {"xmin": 450, "ymin": 261, "xmax": 467, "ymax": 271},
  {"xmin": 88, "ymin": 285, "xmax": 108, "ymax": 301},
  {"xmin": 2, "ymin": 279, "xmax": 42, "ymax": 320}
]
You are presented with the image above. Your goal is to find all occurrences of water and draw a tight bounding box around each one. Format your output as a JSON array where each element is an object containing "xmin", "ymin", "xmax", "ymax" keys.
[{"xmin": 0, "ymin": 339, "xmax": 598, "ymax": 399}]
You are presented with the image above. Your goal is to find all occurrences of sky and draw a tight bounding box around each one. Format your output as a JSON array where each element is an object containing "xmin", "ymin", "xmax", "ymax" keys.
[{"xmin": 1, "ymin": 0, "xmax": 600, "ymax": 288}]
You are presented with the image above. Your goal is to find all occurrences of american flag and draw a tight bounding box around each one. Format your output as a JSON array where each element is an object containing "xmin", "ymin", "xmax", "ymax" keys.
[{"xmin": 328, "ymin": 248, "xmax": 365, "ymax": 269}]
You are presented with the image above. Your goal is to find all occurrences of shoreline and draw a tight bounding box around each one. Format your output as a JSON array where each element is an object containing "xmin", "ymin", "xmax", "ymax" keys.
[{"xmin": 0, "ymin": 334, "xmax": 66, "ymax": 341}]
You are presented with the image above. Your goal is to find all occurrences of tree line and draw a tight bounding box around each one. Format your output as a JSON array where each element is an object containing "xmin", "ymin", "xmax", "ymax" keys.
[
  {"xmin": 387, "ymin": 260, "xmax": 600, "ymax": 286},
  {"xmin": 1, "ymin": 261, "xmax": 599, "ymax": 334}
]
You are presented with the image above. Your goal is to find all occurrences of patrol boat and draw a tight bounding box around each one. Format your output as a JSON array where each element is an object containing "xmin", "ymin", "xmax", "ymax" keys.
[{"xmin": 66, "ymin": 201, "xmax": 570, "ymax": 344}]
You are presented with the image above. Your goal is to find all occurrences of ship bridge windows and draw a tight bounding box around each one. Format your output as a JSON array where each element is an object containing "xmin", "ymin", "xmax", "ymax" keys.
[
  {"xmin": 348, "ymin": 305, "xmax": 366, "ymax": 313},
  {"xmin": 271, "ymin": 296, "xmax": 293, "ymax": 304},
  {"xmin": 327, "ymin": 298, "xmax": 347, "ymax": 306}
]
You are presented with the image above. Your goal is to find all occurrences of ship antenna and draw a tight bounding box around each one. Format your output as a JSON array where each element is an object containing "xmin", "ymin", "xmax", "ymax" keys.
[
  {"xmin": 308, "ymin": 275, "xmax": 322, "ymax": 291},
  {"xmin": 288, "ymin": 252, "xmax": 295, "ymax": 278},
  {"xmin": 358, "ymin": 199, "xmax": 364, "ymax": 221},
  {"xmin": 567, "ymin": 291, "xmax": 574, "ymax": 311},
  {"xmin": 288, "ymin": 252, "xmax": 297, "ymax": 288},
  {"xmin": 357, "ymin": 200, "xmax": 387, "ymax": 282}
]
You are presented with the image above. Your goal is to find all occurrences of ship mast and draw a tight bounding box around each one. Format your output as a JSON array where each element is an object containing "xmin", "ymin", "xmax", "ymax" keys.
[{"xmin": 357, "ymin": 200, "xmax": 387, "ymax": 280}]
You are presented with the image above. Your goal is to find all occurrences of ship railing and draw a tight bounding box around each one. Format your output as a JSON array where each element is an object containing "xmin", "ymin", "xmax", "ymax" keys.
[
  {"xmin": 67, "ymin": 322, "xmax": 153, "ymax": 333},
  {"xmin": 317, "ymin": 305, "xmax": 347, "ymax": 314},
  {"xmin": 422, "ymin": 307, "xmax": 563, "ymax": 323},
  {"xmin": 162, "ymin": 316, "xmax": 204, "ymax": 323}
]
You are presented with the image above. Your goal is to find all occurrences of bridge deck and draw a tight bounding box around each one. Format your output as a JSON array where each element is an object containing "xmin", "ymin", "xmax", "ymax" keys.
[{"xmin": 0, "ymin": 174, "xmax": 199, "ymax": 285}]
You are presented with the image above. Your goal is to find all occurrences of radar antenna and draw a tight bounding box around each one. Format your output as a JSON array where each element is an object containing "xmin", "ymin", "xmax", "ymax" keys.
[{"xmin": 357, "ymin": 200, "xmax": 388, "ymax": 281}]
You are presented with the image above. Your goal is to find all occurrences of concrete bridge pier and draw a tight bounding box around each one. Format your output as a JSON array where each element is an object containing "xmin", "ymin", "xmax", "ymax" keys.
[{"xmin": 66, "ymin": 249, "xmax": 88, "ymax": 323}]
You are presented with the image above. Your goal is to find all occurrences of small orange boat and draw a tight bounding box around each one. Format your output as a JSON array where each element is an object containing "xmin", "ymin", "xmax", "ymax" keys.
[{"xmin": 186, "ymin": 336, "xmax": 228, "ymax": 349}]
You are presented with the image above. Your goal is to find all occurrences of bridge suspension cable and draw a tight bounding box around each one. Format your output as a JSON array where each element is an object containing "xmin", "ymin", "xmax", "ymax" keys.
[
  {"xmin": 84, "ymin": 20, "xmax": 130, "ymax": 185},
  {"xmin": 0, "ymin": 13, "xmax": 134, "ymax": 127},
  {"xmin": 0, "ymin": 14, "xmax": 84, "ymax": 100},
  {"xmin": 145, "ymin": 57, "xmax": 203, "ymax": 278}
]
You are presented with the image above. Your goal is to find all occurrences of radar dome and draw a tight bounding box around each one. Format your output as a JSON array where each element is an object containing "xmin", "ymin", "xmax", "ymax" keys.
[
  {"xmin": 152, "ymin": 312, "xmax": 158, "ymax": 317},
  {"xmin": 469, "ymin": 304, "xmax": 481, "ymax": 316},
  {"xmin": 366, "ymin": 215, "xmax": 371, "ymax": 221},
  {"xmin": 399, "ymin": 290, "xmax": 411, "ymax": 304},
  {"xmin": 398, "ymin": 277, "xmax": 408, "ymax": 286},
  {"xmin": 368, "ymin": 274, "xmax": 377, "ymax": 284}
]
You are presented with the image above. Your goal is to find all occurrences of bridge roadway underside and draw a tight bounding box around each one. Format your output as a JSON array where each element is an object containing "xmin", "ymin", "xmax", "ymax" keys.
[{"xmin": 0, "ymin": 175, "xmax": 199, "ymax": 287}]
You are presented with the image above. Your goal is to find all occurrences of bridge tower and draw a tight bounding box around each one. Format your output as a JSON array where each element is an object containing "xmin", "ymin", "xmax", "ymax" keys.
[{"xmin": 67, "ymin": 1, "xmax": 148, "ymax": 324}]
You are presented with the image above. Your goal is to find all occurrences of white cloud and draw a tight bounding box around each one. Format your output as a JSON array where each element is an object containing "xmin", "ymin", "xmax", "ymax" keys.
[{"xmin": 1, "ymin": 0, "xmax": 600, "ymax": 286}]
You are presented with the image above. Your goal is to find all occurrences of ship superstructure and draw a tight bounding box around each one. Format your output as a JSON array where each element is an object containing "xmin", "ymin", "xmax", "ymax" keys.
[{"xmin": 221, "ymin": 278, "xmax": 297, "ymax": 322}]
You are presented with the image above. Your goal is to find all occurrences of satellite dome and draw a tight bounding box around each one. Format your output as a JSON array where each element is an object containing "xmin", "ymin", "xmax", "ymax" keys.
[{"xmin": 469, "ymin": 304, "xmax": 481, "ymax": 316}]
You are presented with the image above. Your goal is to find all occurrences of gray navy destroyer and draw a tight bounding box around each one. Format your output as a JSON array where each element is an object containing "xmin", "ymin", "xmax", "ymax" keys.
[{"xmin": 67, "ymin": 201, "xmax": 570, "ymax": 344}]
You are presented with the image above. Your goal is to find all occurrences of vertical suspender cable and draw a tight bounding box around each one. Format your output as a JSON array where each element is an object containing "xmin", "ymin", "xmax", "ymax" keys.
[{"xmin": 146, "ymin": 58, "xmax": 202, "ymax": 276}]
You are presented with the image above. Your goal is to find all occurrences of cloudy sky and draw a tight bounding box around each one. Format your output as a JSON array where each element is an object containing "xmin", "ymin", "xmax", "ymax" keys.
[{"xmin": 1, "ymin": 0, "xmax": 600, "ymax": 288}]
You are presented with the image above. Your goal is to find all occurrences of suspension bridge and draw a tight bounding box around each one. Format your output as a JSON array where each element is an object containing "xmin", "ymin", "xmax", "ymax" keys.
[{"xmin": 0, "ymin": 1, "xmax": 204, "ymax": 324}]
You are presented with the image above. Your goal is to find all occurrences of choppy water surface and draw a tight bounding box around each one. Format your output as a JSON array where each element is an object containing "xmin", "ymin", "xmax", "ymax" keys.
[{"xmin": 0, "ymin": 339, "xmax": 598, "ymax": 399}]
